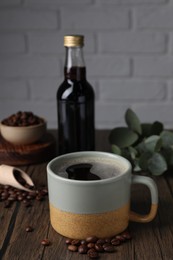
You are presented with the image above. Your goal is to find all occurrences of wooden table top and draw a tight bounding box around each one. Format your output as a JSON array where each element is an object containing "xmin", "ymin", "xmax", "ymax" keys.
[{"xmin": 0, "ymin": 130, "xmax": 173, "ymax": 260}]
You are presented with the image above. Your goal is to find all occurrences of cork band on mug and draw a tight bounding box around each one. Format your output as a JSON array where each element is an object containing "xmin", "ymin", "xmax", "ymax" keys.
[{"xmin": 49, "ymin": 203, "xmax": 130, "ymax": 239}]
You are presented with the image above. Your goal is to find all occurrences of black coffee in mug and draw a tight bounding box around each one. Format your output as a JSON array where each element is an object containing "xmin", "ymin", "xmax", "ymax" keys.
[
  {"xmin": 66, "ymin": 163, "xmax": 101, "ymax": 181},
  {"xmin": 57, "ymin": 157, "xmax": 123, "ymax": 181}
]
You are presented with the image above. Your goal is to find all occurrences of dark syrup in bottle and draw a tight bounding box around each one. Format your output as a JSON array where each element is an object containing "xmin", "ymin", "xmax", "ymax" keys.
[{"xmin": 57, "ymin": 67, "xmax": 94, "ymax": 154}]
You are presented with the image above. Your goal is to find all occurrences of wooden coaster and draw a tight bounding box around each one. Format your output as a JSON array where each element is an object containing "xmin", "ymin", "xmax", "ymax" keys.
[{"xmin": 0, "ymin": 132, "xmax": 56, "ymax": 166}]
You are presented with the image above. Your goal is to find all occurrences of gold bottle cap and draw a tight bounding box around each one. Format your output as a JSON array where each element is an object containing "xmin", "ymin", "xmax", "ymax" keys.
[{"xmin": 64, "ymin": 35, "xmax": 84, "ymax": 47}]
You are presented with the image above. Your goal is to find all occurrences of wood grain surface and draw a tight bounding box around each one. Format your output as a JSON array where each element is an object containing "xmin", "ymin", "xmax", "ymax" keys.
[{"xmin": 0, "ymin": 130, "xmax": 173, "ymax": 260}]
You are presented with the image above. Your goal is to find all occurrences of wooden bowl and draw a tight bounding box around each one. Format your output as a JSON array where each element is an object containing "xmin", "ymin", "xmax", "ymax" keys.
[{"xmin": 0, "ymin": 119, "xmax": 47, "ymax": 145}]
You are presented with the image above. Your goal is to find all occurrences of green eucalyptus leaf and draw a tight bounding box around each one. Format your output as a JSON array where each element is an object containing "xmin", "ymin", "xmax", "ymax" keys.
[
  {"xmin": 161, "ymin": 148, "xmax": 173, "ymax": 168},
  {"xmin": 111, "ymin": 145, "xmax": 121, "ymax": 155},
  {"xmin": 109, "ymin": 127, "xmax": 138, "ymax": 148},
  {"xmin": 144, "ymin": 135, "xmax": 162, "ymax": 153},
  {"xmin": 151, "ymin": 121, "xmax": 163, "ymax": 135},
  {"xmin": 148, "ymin": 153, "xmax": 167, "ymax": 175},
  {"xmin": 128, "ymin": 146, "xmax": 138, "ymax": 160},
  {"xmin": 125, "ymin": 108, "xmax": 142, "ymax": 135},
  {"xmin": 138, "ymin": 152, "xmax": 152, "ymax": 171},
  {"xmin": 135, "ymin": 141, "xmax": 147, "ymax": 154},
  {"xmin": 160, "ymin": 131, "xmax": 173, "ymax": 148},
  {"xmin": 121, "ymin": 148, "xmax": 132, "ymax": 162},
  {"xmin": 141, "ymin": 123, "xmax": 152, "ymax": 137}
]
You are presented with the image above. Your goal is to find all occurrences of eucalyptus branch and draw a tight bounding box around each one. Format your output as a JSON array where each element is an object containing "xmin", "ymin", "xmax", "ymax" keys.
[{"xmin": 109, "ymin": 109, "xmax": 173, "ymax": 175}]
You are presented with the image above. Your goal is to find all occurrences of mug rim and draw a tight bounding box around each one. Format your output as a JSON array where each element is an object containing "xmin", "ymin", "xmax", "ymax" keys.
[{"xmin": 47, "ymin": 151, "xmax": 132, "ymax": 185}]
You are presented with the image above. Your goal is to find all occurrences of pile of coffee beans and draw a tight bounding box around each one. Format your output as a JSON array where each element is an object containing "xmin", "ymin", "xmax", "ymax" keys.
[
  {"xmin": 1, "ymin": 111, "xmax": 44, "ymax": 127},
  {"xmin": 65, "ymin": 231, "xmax": 132, "ymax": 259},
  {"xmin": 0, "ymin": 184, "xmax": 48, "ymax": 208}
]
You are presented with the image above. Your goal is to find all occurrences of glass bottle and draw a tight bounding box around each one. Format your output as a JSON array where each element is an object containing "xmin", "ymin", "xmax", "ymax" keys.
[{"xmin": 57, "ymin": 35, "xmax": 95, "ymax": 155}]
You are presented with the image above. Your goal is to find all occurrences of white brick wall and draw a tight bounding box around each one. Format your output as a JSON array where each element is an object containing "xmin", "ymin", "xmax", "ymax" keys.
[{"xmin": 0, "ymin": 0, "xmax": 173, "ymax": 130}]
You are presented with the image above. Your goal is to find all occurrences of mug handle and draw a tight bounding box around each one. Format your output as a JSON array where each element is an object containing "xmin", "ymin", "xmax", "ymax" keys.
[{"xmin": 129, "ymin": 175, "xmax": 158, "ymax": 223}]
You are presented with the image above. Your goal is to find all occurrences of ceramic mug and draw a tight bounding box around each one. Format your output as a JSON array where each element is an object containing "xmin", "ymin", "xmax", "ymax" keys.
[{"xmin": 47, "ymin": 151, "xmax": 158, "ymax": 239}]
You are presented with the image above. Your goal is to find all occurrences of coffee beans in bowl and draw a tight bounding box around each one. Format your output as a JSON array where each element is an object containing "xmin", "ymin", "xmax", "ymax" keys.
[{"xmin": 0, "ymin": 111, "xmax": 46, "ymax": 145}]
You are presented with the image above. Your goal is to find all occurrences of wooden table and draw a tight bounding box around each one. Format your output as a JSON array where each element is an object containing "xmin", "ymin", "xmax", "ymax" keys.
[{"xmin": 0, "ymin": 130, "xmax": 173, "ymax": 260}]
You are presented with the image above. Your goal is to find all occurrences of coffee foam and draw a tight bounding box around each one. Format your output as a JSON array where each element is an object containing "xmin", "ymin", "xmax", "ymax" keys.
[{"xmin": 56, "ymin": 157, "xmax": 128, "ymax": 180}]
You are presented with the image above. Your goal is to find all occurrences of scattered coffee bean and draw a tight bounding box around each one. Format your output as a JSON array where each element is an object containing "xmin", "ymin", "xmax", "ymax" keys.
[
  {"xmin": 65, "ymin": 238, "xmax": 72, "ymax": 245},
  {"xmin": 68, "ymin": 245, "xmax": 78, "ymax": 252},
  {"xmin": 86, "ymin": 236, "xmax": 98, "ymax": 243},
  {"xmin": 25, "ymin": 226, "xmax": 33, "ymax": 232},
  {"xmin": 41, "ymin": 239, "xmax": 50, "ymax": 246},
  {"xmin": 121, "ymin": 231, "xmax": 132, "ymax": 240},
  {"xmin": 95, "ymin": 243, "xmax": 104, "ymax": 252},
  {"xmin": 87, "ymin": 243, "xmax": 95, "ymax": 249},
  {"xmin": 96, "ymin": 238, "xmax": 105, "ymax": 245},
  {"xmin": 78, "ymin": 244, "xmax": 88, "ymax": 254},
  {"xmin": 111, "ymin": 238, "xmax": 121, "ymax": 246},
  {"xmin": 103, "ymin": 243, "xmax": 115, "ymax": 252},
  {"xmin": 103, "ymin": 242, "xmax": 110, "ymax": 248},
  {"xmin": 87, "ymin": 249, "xmax": 99, "ymax": 259},
  {"xmin": 71, "ymin": 239, "xmax": 80, "ymax": 246},
  {"xmin": 0, "ymin": 184, "xmax": 48, "ymax": 208},
  {"xmin": 81, "ymin": 239, "xmax": 87, "ymax": 245},
  {"xmin": 64, "ymin": 230, "xmax": 132, "ymax": 259},
  {"xmin": 36, "ymin": 195, "xmax": 44, "ymax": 201},
  {"xmin": 105, "ymin": 237, "xmax": 111, "ymax": 243},
  {"xmin": 17, "ymin": 195, "xmax": 23, "ymax": 201},
  {"xmin": 115, "ymin": 234, "xmax": 126, "ymax": 242}
]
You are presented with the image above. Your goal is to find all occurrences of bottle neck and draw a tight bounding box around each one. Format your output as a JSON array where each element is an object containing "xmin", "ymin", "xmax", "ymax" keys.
[{"xmin": 64, "ymin": 46, "xmax": 86, "ymax": 80}]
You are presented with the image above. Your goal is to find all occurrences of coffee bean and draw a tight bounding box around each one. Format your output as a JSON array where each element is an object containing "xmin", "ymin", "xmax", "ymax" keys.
[
  {"xmin": 87, "ymin": 249, "xmax": 99, "ymax": 259},
  {"xmin": 65, "ymin": 238, "xmax": 72, "ymax": 245},
  {"xmin": 1, "ymin": 191, "xmax": 9, "ymax": 197},
  {"xmin": 71, "ymin": 239, "xmax": 80, "ymax": 246},
  {"xmin": 22, "ymin": 192, "xmax": 27, "ymax": 198},
  {"xmin": 40, "ymin": 188, "xmax": 48, "ymax": 196},
  {"xmin": 8, "ymin": 196, "xmax": 16, "ymax": 201},
  {"xmin": 4, "ymin": 185, "xmax": 10, "ymax": 189},
  {"xmin": 87, "ymin": 243, "xmax": 95, "ymax": 249},
  {"xmin": 78, "ymin": 244, "xmax": 88, "ymax": 254},
  {"xmin": 26, "ymin": 195, "xmax": 33, "ymax": 200},
  {"xmin": 41, "ymin": 239, "xmax": 50, "ymax": 246},
  {"xmin": 8, "ymin": 190, "xmax": 15, "ymax": 195},
  {"xmin": 95, "ymin": 243, "xmax": 104, "ymax": 252},
  {"xmin": 36, "ymin": 195, "xmax": 44, "ymax": 201},
  {"xmin": 86, "ymin": 236, "xmax": 98, "ymax": 243},
  {"xmin": 81, "ymin": 240, "xmax": 87, "ymax": 245},
  {"xmin": 105, "ymin": 237, "xmax": 112, "ymax": 243},
  {"xmin": 121, "ymin": 231, "xmax": 132, "ymax": 240},
  {"xmin": 68, "ymin": 245, "xmax": 78, "ymax": 252},
  {"xmin": 96, "ymin": 238, "xmax": 105, "ymax": 245},
  {"xmin": 1, "ymin": 195, "xmax": 8, "ymax": 200},
  {"xmin": 103, "ymin": 243, "xmax": 111, "ymax": 249},
  {"xmin": 16, "ymin": 191, "xmax": 22, "ymax": 195},
  {"xmin": 25, "ymin": 226, "xmax": 33, "ymax": 232},
  {"xmin": 111, "ymin": 238, "xmax": 121, "ymax": 246},
  {"xmin": 103, "ymin": 244, "xmax": 115, "ymax": 252},
  {"xmin": 17, "ymin": 195, "xmax": 23, "ymax": 201},
  {"xmin": 115, "ymin": 235, "xmax": 126, "ymax": 242}
]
